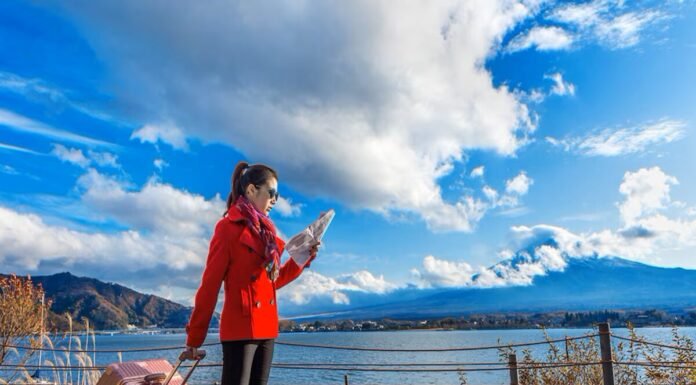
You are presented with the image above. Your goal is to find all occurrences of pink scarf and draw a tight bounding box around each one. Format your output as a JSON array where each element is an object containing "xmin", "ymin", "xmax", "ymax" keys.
[{"xmin": 234, "ymin": 195, "xmax": 280, "ymax": 281}]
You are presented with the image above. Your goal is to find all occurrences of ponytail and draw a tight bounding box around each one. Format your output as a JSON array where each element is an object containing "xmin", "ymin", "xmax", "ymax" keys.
[{"xmin": 225, "ymin": 161, "xmax": 278, "ymax": 214}]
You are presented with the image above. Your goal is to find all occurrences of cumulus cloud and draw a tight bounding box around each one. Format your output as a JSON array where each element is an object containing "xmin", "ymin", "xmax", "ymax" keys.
[
  {"xmin": 88, "ymin": 150, "xmax": 120, "ymax": 168},
  {"xmin": 52, "ymin": 144, "xmax": 120, "ymax": 169},
  {"xmin": 476, "ymin": 171, "xmax": 533, "ymax": 213},
  {"xmin": 273, "ymin": 197, "xmax": 302, "ymax": 217},
  {"xmin": 77, "ymin": 169, "xmax": 223, "ymax": 237},
  {"xmin": 56, "ymin": 0, "xmax": 541, "ymax": 233},
  {"xmin": 505, "ymin": 171, "xmax": 533, "ymax": 196},
  {"xmin": 411, "ymin": 244, "xmax": 568, "ymax": 289},
  {"xmin": 547, "ymin": 119, "xmax": 686, "ymax": 157},
  {"xmin": 0, "ymin": 205, "xmax": 210, "ymax": 297},
  {"xmin": 412, "ymin": 166, "xmax": 696, "ymax": 288},
  {"xmin": 0, "ymin": 169, "xmax": 227, "ymax": 303},
  {"xmin": 411, "ymin": 255, "xmax": 475, "ymax": 287},
  {"xmin": 52, "ymin": 144, "xmax": 90, "ymax": 168},
  {"xmin": 131, "ymin": 124, "xmax": 189, "ymax": 151},
  {"xmin": 279, "ymin": 270, "xmax": 399, "ymax": 305},
  {"xmin": 506, "ymin": 26, "xmax": 574, "ymax": 52},
  {"xmin": 618, "ymin": 167, "xmax": 678, "ymax": 224}
]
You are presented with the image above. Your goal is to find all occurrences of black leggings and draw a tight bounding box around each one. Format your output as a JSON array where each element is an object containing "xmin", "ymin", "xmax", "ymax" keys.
[{"xmin": 221, "ymin": 339, "xmax": 275, "ymax": 385}]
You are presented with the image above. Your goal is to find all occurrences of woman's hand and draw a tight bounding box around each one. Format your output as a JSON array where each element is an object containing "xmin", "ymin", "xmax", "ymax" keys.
[
  {"xmin": 181, "ymin": 346, "xmax": 200, "ymax": 361},
  {"xmin": 306, "ymin": 241, "xmax": 321, "ymax": 267}
]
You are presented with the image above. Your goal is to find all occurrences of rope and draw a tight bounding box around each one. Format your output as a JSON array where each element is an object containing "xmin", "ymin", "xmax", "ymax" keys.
[
  {"xmin": 2, "ymin": 341, "xmax": 225, "ymax": 354},
  {"xmin": 1, "ymin": 361, "xmax": 603, "ymax": 373},
  {"xmin": 3, "ymin": 334, "xmax": 599, "ymax": 354},
  {"xmin": 615, "ymin": 361, "xmax": 696, "ymax": 370},
  {"xmin": 269, "ymin": 361, "xmax": 603, "ymax": 372},
  {"xmin": 0, "ymin": 364, "xmax": 106, "ymax": 371},
  {"xmin": 274, "ymin": 334, "xmax": 600, "ymax": 352},
  {"xmin": 612, "ymin": 334, "xmax": 696, "ymax": 353}
]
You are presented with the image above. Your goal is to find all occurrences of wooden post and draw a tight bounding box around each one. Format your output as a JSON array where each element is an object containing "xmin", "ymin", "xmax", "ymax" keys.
[
  {"xmin": 508, "ymin": 353, "xmax": 519, "ymax": 385},
  {"xmin": 598, "ymin": 322, "xmax": 615, "ymax": 385},
  {"xmin": 344, "ymin": 374, "xmax": 349, "ymax": 385},
  {"xmin": 565, "ymin": 336, "xmax": 570, "ymax": 361}
]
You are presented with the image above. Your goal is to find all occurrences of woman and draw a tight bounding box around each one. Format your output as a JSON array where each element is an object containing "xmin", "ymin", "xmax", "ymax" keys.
[{"xmin": 185, "ymin": 161, "xmax": 319, "ymax": 385}]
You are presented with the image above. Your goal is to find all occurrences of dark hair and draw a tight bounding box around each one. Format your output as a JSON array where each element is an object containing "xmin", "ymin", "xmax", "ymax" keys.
[{"xmin": 226, "ymin": 161, "xmax": 278, "ymax": 212}]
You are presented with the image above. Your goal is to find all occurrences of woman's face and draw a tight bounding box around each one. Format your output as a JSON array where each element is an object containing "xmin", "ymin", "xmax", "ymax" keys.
[{"xmin": 246, "ymin": 178, "xmax": 278, "ymax": 215}]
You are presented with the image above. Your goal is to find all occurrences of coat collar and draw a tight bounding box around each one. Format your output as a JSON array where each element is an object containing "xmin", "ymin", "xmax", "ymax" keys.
[
  {"xmin": 225, "ymin": 204, "xmax": 246, "ymax": 223},
  {"xmin": 225, "ymin": 204, "xmax": 286, "ymax": 251}
]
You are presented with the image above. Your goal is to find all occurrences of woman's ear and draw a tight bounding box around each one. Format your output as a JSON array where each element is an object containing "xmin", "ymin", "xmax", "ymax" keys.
[{"xmin": 245, "ymin": 183, "xmax": 256, "ymax": 197}]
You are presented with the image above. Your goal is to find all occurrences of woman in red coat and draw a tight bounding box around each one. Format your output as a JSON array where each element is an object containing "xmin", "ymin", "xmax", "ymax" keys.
[{"xmin": 185, "ymin": 161, "xmax": 319, "ymax": 385}]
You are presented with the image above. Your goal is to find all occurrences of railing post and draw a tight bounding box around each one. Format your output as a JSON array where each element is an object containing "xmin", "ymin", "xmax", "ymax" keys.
[
  {"xmin": 598, "ymin": 322, "xmax": 615, "ymax": 385},
  {"xmin": 344, "ymin": 374, "xmax": 349, "ymax": 385},
  {"xmin": 508, "ymin": 353, "xmax": 519, "ymax": 385}
]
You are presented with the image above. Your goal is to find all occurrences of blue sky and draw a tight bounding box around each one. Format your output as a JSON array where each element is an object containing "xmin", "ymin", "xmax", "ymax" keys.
[{"xmin": 1, "ymin": 0, "xmax": 695, "ymax": 310}]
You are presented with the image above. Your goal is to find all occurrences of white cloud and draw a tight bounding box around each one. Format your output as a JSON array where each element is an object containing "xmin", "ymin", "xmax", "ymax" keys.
[
  {"xmin": 57, "ymin": 0, "xmax": 540, "ymax": 233},
  {"xmin": 88, "ymin": 150, "xmax": 120, "ymax": 168},
  {"xmin": 0, "ymin": 108, "xmax": 113, "ymax": 148},
  {"xmin": 549, "ymin": 1, "xmax": 604, "ymax": 26},
  {"xmin": 0, "ymin": 141, "xmax": 41, "ymax": 155},
  {"xmin": 77, "ymin": 169, "xmax": 223, "ymax": 237},
  {"xmin": 548, "ymin": 2, "xmax": 665, "ymax": 50},
  {"xmin": 52, "ymin": 144, "xmax": 90, "ymax": 168},
  {"xmin": 618, "ymin": 167, "xmax": 678, "ymax": 224},
  {"xmin": 545, "ymin": 72, "xmax": 576, "ymax": 96},
  {"xmin": 470, "ymin": 166, "xmax": 485, "ymax": 178},
  {"xmin": 0, "ymin": 71, "xmax": 116, "ymax": 123},
  {"xmin": 273, "ymin": 197, "xmax": 302, "ymax": 217},
  {"xmin": 1, "ymin": 164, "xmax": 19, "ymax": 175},
  {"xmin": 0, "ymin": 204, "xmax": 210, "ymax": 287},
  {"xmin": 52, "ymin": 144, "xmax": 120, "ymax": 169},
  {"xmin": 482, "ymin": 185, "xmax": 499, "ymax": 202},
  {"xmin": 412, "ymin": 166, "xmax": 696, "ymax": 288},
  {"xmin": 548, "ymin": 119, "xmax": 686, "ymax": 157},
  {"xmin": 279, "ymin": 270, "xmax": 398, "ymax": 305},
  {"xmin": 0, "ymin": 169, "xmax": 228, "ymax": 304},
  {"xmin": 595, "ymin": 10, "xmax": 663, "ymax": 49},
  {"xmin": 154, "ymin": 158, "xmax": 169, "ymax": 171},
  {"xmin": 411, "ymin": 255, "xmax": 475, "ymax": 287},
  {"xmin": 131, "ymin": 124, "xmax": 189, "ymax": 151},
  {"xmin": 507, "ymin": 26, "xmax": 574, "ymax": 52},
  {"xmin": 0, "ymin": 71, "xmax": 64, "ymax": 101},
  {"xmin": 411, "ymin": 244, "xmax": 568, "ymax": 288},
  {"xmin": 505, "ymin": 171, "xmax": 533, "ymax": 196}
]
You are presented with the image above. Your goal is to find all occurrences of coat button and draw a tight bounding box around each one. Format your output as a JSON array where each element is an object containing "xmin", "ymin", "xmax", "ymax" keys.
[
  {"xmin": 255, "ymin": 301, "xmax": 261, "ymax": 308},
  {"xmin": 250, "ymin": 274, "xmax": 257, "ymax": 282},
  {"xmin": 247, "ymin": 247, "xmax": 254, "ymax": 253}
]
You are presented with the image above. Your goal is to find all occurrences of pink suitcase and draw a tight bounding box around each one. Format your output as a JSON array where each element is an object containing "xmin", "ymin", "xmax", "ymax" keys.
[{"xmin": 96, "ymin": 350, "xmax": 206, "ymax": 385}]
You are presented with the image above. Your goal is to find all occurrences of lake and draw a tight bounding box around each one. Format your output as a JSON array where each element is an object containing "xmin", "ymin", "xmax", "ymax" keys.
[{"xmin": 6, "ymin": 327, "xmax": 696, "ymax": 385}]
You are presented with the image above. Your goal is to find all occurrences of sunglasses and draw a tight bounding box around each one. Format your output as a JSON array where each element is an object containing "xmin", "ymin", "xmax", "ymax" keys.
[{"xmin": 256, "ymin": 185, "xmax": 279, "ymax": 201}]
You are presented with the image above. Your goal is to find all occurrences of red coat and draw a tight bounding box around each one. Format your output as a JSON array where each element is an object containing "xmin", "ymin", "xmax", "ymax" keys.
[{"xmin": 185, "ymin": 205, "xmax": 307, "ymax": 347}]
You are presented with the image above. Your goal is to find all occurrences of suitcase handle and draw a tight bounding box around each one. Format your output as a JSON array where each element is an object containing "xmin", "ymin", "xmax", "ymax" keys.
[{"xmin": 162, "ymin": 349, "xmax": 206, "ymax": 385}]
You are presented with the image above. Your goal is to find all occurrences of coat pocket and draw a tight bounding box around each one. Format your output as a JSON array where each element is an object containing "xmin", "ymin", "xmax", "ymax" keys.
[{"xmin": 240, "ymin": 286, "xmax": 251, "ymax": 317}]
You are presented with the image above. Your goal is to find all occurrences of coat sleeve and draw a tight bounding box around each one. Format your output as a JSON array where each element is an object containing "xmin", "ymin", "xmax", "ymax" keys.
[
  {"xmin": 274, "ymin": 255, "xmax": 304, "ymax": 290},
  {"xmin": 185, "ymin": 220, "xmax": 232, "ymax": 347}
]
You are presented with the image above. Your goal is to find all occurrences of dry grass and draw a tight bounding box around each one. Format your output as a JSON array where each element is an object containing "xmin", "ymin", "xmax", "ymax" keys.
[
  {"xmin": 1, "ymin": 275, "xmax": 105, "ymax": 385},
  {"xmin": 493, "ymin": 324, "xmax": 696, "ymax": 385}
]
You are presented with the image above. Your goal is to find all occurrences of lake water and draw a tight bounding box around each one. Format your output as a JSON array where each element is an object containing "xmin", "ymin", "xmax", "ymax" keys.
[{"xmin": 6, "ymin": 327, "xmax": 696, "ymax": 385}]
